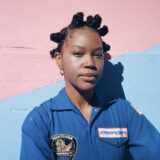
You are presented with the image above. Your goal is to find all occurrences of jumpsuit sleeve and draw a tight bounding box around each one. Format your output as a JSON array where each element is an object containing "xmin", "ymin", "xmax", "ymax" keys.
[
  {"xmin": 126, "ymin": 101, "xmax": 160, "ymax": 159},
  {"xmin": 20, "ymin": 107, "xmax": 55, "ymax": 160}
]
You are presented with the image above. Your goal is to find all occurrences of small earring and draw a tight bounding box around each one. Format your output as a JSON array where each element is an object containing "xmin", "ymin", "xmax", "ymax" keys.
[{"xmin": 60, "ymin": 69, "xmax": 64, "ymax": 76}]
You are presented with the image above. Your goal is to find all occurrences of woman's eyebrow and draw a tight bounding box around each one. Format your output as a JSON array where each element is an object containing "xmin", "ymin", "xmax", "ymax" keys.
[
  {"xmin": 94, "ymin": 47, "xmax": 103, "ymax": 51},
  {"xmin": 73, "ymin": 45, "xmax": 103, "ymax": 51}
]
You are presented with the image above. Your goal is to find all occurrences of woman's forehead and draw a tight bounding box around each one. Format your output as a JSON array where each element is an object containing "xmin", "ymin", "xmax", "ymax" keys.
[{"xmin": 66, "ymin": 27, "xmax": 102, "ymax": 48}]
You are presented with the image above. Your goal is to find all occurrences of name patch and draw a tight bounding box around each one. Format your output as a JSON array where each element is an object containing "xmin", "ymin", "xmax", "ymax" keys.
[{"xmin": 98, "ymin": 128, "xmax": 128, "ymax": 138}]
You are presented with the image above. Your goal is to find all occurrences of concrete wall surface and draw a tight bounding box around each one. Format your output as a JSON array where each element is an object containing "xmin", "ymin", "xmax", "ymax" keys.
[{"xmin": 1, "ymin": 0, "xmax": 160, "ymax": 100}]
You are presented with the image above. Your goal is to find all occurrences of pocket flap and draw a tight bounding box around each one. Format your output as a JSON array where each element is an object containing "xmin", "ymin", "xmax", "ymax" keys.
[
  {"xmin": 97, "ymin": 127, "xmax": 128, "ymax": 147},
  {"xmin": 98, "ymin": 137, "xmax": 128, "ymax": 147}
]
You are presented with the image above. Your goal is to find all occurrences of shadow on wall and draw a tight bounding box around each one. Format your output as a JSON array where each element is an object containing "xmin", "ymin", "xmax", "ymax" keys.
[{"xmin": 96, "ymin": 60, "xmax": 126, "ymax": 99}]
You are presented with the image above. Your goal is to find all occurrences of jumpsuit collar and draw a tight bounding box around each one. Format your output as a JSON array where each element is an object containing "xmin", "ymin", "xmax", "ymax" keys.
[{"xmin": 49, "ymin": 87, "xmax": 116, "ymax": 111}]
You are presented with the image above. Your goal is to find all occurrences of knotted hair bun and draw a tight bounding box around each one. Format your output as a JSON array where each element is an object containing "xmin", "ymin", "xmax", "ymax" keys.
[
  {"xmin": 50, "ymin": 48, "xmax": 58, "ymax": 58},
  {"xmin": 99, "ymin": 25, "xmax": 108, "ymax": 36},
  {"xmin": 50, "ymin": 27, "xmax": 68, "ymax": 57},
  {"xmin": 69, "ymin": 12, "xmax": 84, "ymax": 29},
  {"xmin": 86, "ymin": 15, "xmax": 102, "ymax": 29},
  {"xmin": 103, "ymin": 42, "xmax": 110, "ymax": 52},
  {"xmin": 50, "ymin": 33, "xmax": 64, "ymax": 43},
  {"xmin": 50, "ymin": 27, "xmax": 68, "ymax": 43}
]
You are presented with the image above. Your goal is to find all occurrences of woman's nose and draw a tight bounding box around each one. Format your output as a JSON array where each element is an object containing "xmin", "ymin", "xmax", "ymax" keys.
[{"xmin": 84, "ymin": 55, "xmax": 96, "ymax": 69}]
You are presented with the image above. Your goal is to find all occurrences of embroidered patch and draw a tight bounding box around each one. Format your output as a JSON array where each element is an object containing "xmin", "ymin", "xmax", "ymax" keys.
[
  {"xmin": 50, "ymin": 134, "xmax": 78, "ymax": 160},
  {"xmin": 130, "ymin": 104, "xmax": 143, "ymax": 115},
  {"xmin": 98, "ymin": 128, "xmax": 128, "ymax": 138}
]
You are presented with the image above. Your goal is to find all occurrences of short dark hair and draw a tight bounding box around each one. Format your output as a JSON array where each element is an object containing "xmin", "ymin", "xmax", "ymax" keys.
[{"xmin": 50, "ymin": 12, "xmax": 110, "ymax": 58}]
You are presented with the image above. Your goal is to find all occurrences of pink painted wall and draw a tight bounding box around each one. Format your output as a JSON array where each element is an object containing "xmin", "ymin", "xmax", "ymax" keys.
[{"xmin": 1, "ymin": 0, "xmax": 160, "ymax": 100}]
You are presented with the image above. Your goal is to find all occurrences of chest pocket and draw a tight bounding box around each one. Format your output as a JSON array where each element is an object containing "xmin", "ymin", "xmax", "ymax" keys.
[
  {"xmin": 98, "ymin": 136, "xmax": 128, "ymax": 147},
  {"xmin": 95, "ymin": 127, "xmax": 128, "ymax": 160}
]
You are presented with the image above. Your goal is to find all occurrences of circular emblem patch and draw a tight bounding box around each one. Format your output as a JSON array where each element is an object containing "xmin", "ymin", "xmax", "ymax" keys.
[{"xmin": 50, "ymin": 134, "xmax": 78, "ymax": 160}]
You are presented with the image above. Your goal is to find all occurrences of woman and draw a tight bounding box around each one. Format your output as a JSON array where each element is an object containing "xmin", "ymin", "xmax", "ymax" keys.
[{"xmin": 20, "ymin": 12, "xmax": 160, "ymax": 160}]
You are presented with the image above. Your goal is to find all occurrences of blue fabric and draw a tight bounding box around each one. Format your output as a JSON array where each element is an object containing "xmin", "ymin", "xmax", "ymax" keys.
[{"xmin": 20, "ymin": 88, "xmax": 160, "ymax": 160}]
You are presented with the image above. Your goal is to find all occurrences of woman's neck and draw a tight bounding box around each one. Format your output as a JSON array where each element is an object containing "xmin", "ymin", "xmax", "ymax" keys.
[{"xmin": 65, "ymin": 83, "xmax": 94, "ymax": 110}]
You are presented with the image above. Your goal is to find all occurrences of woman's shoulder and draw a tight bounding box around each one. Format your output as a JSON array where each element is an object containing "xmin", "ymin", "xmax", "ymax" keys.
[
  {"xmin": 27, "ymin": 88, "xmax": 65, "ymax": 117},
  {"xmin": 21, "ymin": 100, "xmax": 51, "ymax": 131},
  {"xmin": 109, "ymin": 98, "xmax": 143, "ymax": 116},
  {"xmin": 22, "ymin": 89, "xmax": 64, "ymax": 131},
  {"xmin": 97, "ymin": 90, "xmax": 140, "ymax": 116}
]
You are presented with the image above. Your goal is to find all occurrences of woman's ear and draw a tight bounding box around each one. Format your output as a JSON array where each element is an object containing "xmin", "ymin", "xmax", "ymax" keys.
[
  {"xmin": 54, "ymin": 52, "xmax": 64, "ymax": 75},
  {"xmin": 54, "ymin": 52, "xmax": 63, "ymax": 69}
]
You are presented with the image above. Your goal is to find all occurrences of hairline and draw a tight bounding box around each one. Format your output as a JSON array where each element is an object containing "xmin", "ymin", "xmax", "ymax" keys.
[{"xmin": 61, "ymin": 26, "xmax": 102, "ymax": 54}]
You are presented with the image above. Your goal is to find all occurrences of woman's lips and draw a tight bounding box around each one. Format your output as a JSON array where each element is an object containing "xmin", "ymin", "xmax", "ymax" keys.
[{"xmin": 79, "ymin": 73, "xmax": 97, "ymax": 82}]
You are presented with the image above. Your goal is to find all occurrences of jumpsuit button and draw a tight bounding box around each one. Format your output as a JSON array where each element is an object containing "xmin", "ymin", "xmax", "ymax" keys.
[{"xmin": 95, "ymin": 108, "xmax": 98, "ymax": 112}]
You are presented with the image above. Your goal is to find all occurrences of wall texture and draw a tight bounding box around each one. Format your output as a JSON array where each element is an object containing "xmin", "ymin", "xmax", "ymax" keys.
[
  {"xmin": 1, "ymin": 0, "xmax": 160, "ymax": 100},
  {"xmin": 0, "ymin": 0, "xmax": 160, "ymax": 160}
]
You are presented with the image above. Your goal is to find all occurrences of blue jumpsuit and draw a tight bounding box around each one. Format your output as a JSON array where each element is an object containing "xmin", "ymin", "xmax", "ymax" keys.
[{"xmin": 20, "ymin": 88, "xmax": 160, "ymax": 160}]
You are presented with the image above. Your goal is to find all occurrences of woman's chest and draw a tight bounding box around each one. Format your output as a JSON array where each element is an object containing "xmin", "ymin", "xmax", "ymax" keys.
[{"xmin": 48, "ymin": 109, "xmax": 129, "ymax": 160}]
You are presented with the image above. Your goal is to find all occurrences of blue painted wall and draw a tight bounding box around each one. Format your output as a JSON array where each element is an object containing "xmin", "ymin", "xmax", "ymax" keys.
[{"xmin": 0, "ymin": 45, "xmax": 160, "ymax": 160}]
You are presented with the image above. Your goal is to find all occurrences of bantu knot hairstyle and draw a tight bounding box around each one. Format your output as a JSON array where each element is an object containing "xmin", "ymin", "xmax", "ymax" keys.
[{"xmin": 50, "ymin": 12, "xmax": 110, "ymax": 58}]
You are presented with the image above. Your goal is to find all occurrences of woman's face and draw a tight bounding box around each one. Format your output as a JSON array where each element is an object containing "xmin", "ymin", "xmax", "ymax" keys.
[{"xmin": 56, "ymin": 26, "xmax": 104, "ymax": 91}]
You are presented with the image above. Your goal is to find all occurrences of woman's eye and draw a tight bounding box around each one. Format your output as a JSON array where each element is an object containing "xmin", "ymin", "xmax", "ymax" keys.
[
  {"xmin": 73, "ymin": 52, "xmax": 83, "ymax": 56},
  {"xmin": 94, "ymin": 53, "xmax": 103, "ymax": 58}
]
